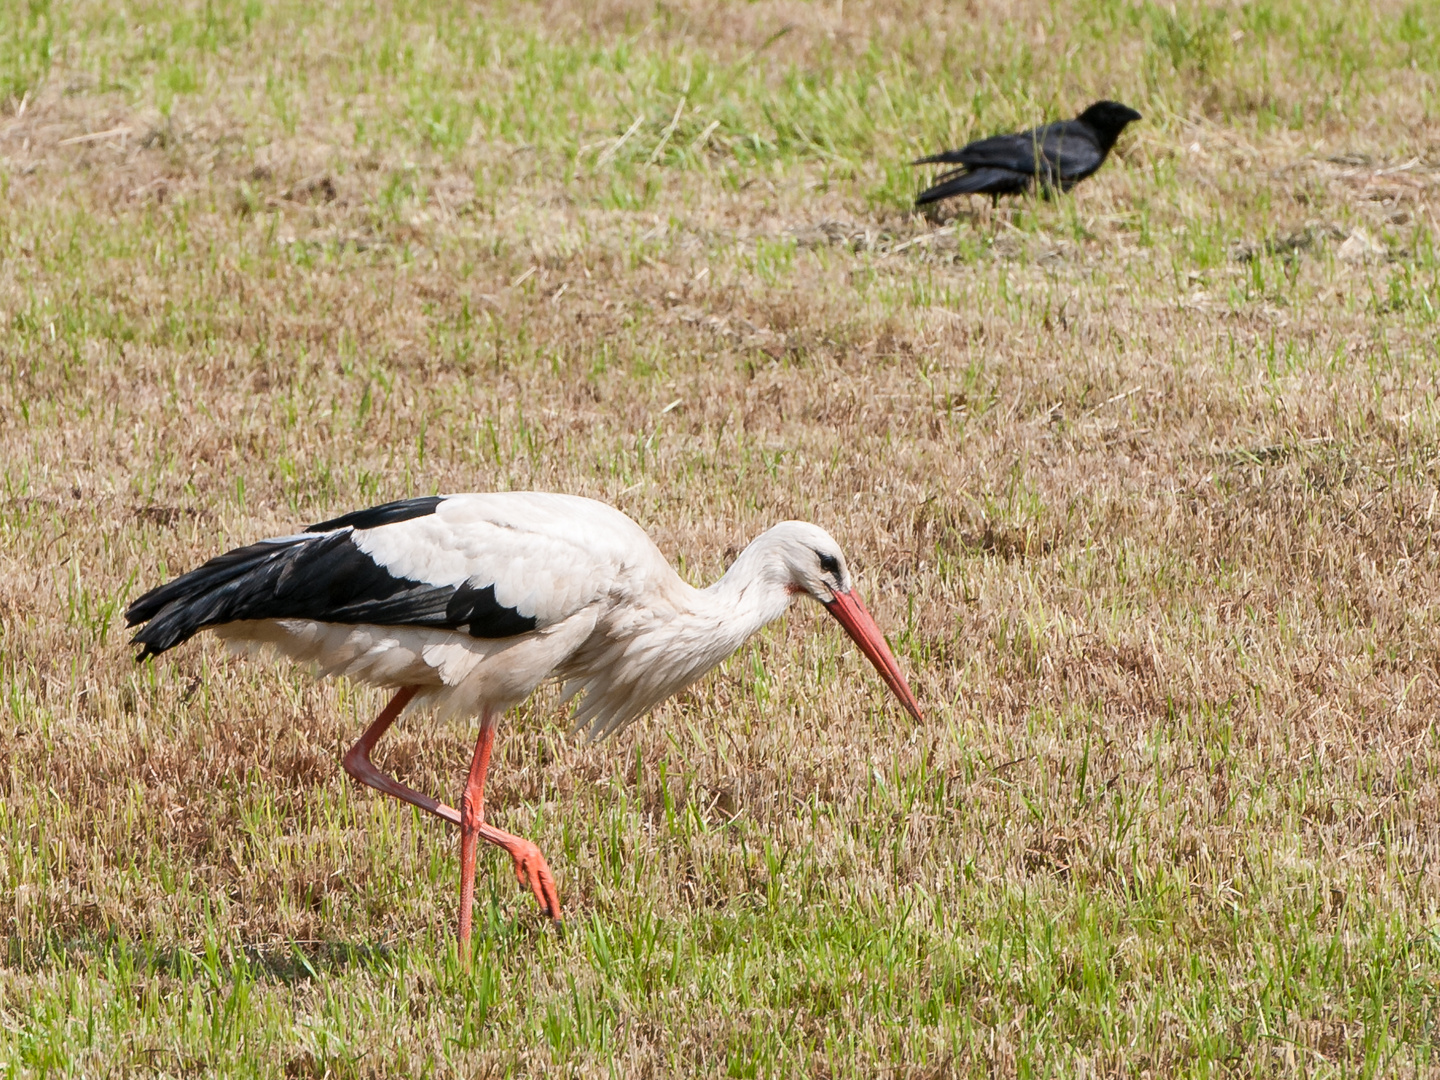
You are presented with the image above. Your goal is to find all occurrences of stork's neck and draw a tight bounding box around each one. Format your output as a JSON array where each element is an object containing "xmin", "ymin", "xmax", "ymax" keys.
[{"xmin": 698, "ymin": 540, "xmax": 796, "ymax": 644}]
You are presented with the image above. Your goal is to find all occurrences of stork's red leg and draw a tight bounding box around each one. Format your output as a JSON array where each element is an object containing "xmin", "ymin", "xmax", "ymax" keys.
[
  {"xmin": 342, "ymin": 688, "xmax": 559, "ymax": 961},
  {"xmin": 458, "ymin": 714, "xmax": 562, "ymax": 958},
  {"xmin": 342, "ymin": 687, "xmax": 461, "ymax": 826}
]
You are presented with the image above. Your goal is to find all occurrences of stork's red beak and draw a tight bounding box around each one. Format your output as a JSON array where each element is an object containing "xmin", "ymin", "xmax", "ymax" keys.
[{"xmin": 823, "ymin": 589, "xmax": 924, "ymax": 721}]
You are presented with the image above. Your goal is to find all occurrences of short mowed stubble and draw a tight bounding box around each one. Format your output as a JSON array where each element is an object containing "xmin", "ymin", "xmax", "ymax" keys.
[{"xmin": 4, "ymin": 0, "xmax": 1440, "ymax": 1076}]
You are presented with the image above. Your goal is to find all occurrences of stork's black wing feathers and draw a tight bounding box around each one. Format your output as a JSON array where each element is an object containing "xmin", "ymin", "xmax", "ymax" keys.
[
  {"xmin": 126, "ymin": 520, "xmax": 537, "ymax": 660},
  {"xmin": 445, "ymin": 581, "xmax": 539, "ymax": 639},
  {"xmin": 124, "ymin": 537, "xmax": 291, "ymax": 628},
  {"xmin": 305, "ymin": 495, "xmax": 443, "ymax": 534}
]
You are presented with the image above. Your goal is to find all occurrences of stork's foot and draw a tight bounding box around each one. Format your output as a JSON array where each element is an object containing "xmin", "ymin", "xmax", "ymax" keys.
[
  {"xmin": 455, "ymin": 715, "xmax": 563, "ymax": 950},
  {"xmin": 505, "ymin": 836, "xmax": 562, "ymax": 924}
]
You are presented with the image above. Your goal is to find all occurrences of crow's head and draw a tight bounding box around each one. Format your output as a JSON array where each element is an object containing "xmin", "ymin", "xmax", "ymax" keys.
[{"xmin": 1077, "ymin": 101, "xmax": 1142, "ymax": 148}]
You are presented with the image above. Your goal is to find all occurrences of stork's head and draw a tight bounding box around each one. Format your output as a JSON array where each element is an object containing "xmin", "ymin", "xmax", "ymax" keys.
[
  {"xmin": 740, "ymin": 521, "xmax": 924, "ymax": 722},
  {"xmin": 756, "ymin": 520, "xmax": 852, "ymax": 603}
]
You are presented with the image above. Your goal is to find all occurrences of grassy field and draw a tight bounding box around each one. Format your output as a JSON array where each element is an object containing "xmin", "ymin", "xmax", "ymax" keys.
[{"xmin": 5, "ymin": 0, "xmax": 1440, "ymax": 1074}]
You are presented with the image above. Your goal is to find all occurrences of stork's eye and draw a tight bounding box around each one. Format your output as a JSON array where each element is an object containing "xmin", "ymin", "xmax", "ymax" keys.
[{"xmin": 817, "ymin": 551, "xmax": 841, "ymax": 576}]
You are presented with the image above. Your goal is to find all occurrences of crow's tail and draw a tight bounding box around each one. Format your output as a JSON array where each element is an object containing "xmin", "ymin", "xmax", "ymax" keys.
[
  {"xmin": 912, "ymin": 149, "xmax": 968, "ymax": 166},
  {"xmin": 915, "ymin": 167, "xmax": 1029, "ymax": 206}
]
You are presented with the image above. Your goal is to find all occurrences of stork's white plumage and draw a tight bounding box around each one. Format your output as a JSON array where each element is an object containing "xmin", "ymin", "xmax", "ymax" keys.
[{"xmin": 127, "ymin": 492, "xmax": 923, "ymax": 954}]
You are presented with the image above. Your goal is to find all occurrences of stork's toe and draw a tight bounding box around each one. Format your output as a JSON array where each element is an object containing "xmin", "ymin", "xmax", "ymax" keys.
[{"xmin": 510, "ymin": 841, "xmax": 562, "ymax": 922}]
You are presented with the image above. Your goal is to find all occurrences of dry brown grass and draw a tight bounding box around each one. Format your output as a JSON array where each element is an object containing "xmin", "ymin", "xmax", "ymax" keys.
[{"xmin": 5, "ymin": 0, "xmax": 1440, "ymax": 1075}]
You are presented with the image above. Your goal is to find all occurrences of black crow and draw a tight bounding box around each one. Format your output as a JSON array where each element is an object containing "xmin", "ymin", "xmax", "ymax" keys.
[{"xmin": 914, "ymin": 100, "xmax": 1141, "ymax": 206}]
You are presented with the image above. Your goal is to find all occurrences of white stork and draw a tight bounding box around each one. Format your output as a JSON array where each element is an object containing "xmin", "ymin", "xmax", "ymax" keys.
[{"xmin": 126, "ymin": 492, "xmax": 923, "ymax": 955}]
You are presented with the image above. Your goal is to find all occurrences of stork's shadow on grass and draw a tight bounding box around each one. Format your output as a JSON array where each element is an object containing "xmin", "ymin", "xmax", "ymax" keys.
[
  {"xmin": 5, "ymin": 918, "xmax": 541, "ymax": 983},
  {"xmin": 8, "ymin": 931, "xmax": 391, "ymax": 982}
]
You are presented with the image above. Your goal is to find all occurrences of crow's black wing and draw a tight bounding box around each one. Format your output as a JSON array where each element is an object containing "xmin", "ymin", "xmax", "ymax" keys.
[
  {"xmin": 1033, "ymin": 123, "xmax": 1107, "ymax": 184},
  {"xmin": 962, "ymin": 121, "xmax": 1099, "ymax": 173},
  {"xmin": 913, "ymin": 117, "xmax": 1111, "ymax": 203},
  {"xmin": 916, "ymin": 130, "xmax": 1045, "ymax": 174}
]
